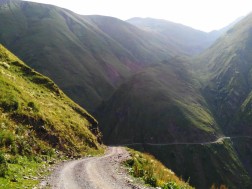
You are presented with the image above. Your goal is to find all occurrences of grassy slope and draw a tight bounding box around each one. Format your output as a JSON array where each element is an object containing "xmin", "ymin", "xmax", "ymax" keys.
[
  {"xmin": 133, "ymin": 139, "xmax": 251, "ymax": 189},
  {"xmin": 185, "ymin": 13, "xmax": 252, "ymax": 188},
  {"xmin": 125, "ymin": 149, "xmax": 194, "ymax": 189},
  {"xmin": 0, "ymin": 44, "xmax": 103, "ymax": 188},
  {"xmin": 96, "ymin": 44, "xmax": 252, "ymax": 188},
  {"xmin": 96, "ymin": 58, "xmax": 220, "ymax": 144},
  {"xmin": 0, "ymin": 0, "xmax": 132, "ymax": 111},
  {"xmin": 85, "ymin": 15, "xmax": 180, "ymax": 63},
  {"xmin": 195, "ymin": 13, "xmax": 252, "ymax": 134}
]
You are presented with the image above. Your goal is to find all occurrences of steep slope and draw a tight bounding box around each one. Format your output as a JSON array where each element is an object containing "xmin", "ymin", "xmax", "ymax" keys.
[
  {"xmin": 0, "ymin": 44, "xmax": 102, "ymax": 187},
  {"xmin": 1, "ymin": 0, "xmax": 229, "ymax": 113},
  {"xmin": 96, "ymin": 58, "xmax": 220, "ymax": 144},
  {"xmin": 0, "ymin": 0, "xmax": 186, "ymax": 112},
  {"xmin": 196, "ymin": 12, "xmax": 252, "ymax": 134},
  {"xmin": 95, "ymin": 56, "xmax": 252, "ymax": 188},
  {"xmin": 0, "ymin": 0, "xmax": 132, "ymax": 111},
  {"xmin": 192, "ymin": 13, "xmax": 252, "ymax": 188},
  {"xmin": 139, "ymin": 139, "xmax": 251, "ymax": 189},
  {"xmin": 208, "ymin": 16, "xmax": 244, "ymax": 42},
  {"xmin": 127, "ymin": 17, "xmax": 218, "ymax": 55},
  {"xmin": 85, "ymin": 15, "xmax": 181, "ymax": 62}
]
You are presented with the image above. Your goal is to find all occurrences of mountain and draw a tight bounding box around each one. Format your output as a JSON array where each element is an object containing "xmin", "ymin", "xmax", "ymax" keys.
[
  {"xmin": 96, "ymin": 14, "xmax": 252, "ymax": 188},
  {"xmin": 95, "ymin": 56, "xmax": 252, "ymax": 188},
  {"xmin": 196, "ymin": 13, "xmax": 252, "ymax": 135},
  {"xmin": 208, "ymin": 16, "xmax": 244, "ymax": 41},
  {"xmin": 190, "ymin": 12, "xmax": 252, "ymax": 188},
  {"xmin": 0, "ymin": 44, "xmax": 102, "ymax": 187},
  {"xmin": 0, "ymin": 0, "xmax": 190, "ymax": 112},
  {"xmin": 0, "ymin": 0, "xmax": 131, "ymax": 111},
  {"xmin": 96, "ymin": 57, "xmax": 220, "ymax": 144},
  {"xmin": 127, "ymin": 17, "xmax": 221, "ymax": 55},
  {"xmin": 0, "ymin": 0, "xmax": 228, "ymax": 113}
]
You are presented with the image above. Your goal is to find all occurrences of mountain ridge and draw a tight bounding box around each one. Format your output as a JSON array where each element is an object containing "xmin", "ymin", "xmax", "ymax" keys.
[{"xmin": 0, "ymin": 0, "xmax": 227, "ymax": 112}]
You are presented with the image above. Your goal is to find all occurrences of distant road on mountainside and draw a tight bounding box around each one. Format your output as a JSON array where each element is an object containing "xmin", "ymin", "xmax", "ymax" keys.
[{"xmin": 119, "ymin": 136, "xmax": 252, "ymax": 146}]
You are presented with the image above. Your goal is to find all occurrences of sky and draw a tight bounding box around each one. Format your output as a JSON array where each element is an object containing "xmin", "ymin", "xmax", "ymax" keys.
[{"xmin": 23, "ymin": 0, "xmax": 252, "ymax": 32}]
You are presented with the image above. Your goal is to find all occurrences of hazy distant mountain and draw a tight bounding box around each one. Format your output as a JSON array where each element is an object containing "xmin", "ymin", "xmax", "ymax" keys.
[
  {"xmin": 208, "ymin": 16, "xmax": 244, "ymax": 41},
  {"xmin": 127, "ymin": 17, "xmax": 219, "ymax": 54}
]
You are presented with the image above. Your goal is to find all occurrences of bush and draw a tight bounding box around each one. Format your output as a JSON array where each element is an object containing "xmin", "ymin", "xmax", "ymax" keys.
[
  {"xmin": 0, "ymin": 131, "xmax": 15, "ymax": 147},
  {"xmin": 163, "ymin": 182, "xmax": 180, "ymax": 189},
  {"xmin": 145, "ymin": 176, "xmax": 157, "ymax": 186},
  {"xmin": 27, "ymin": 101, "xmax": 39, "ymax": 112},
  {"xmin": 0, "ymin": 153, "xmax": 8, "ymax": 177},
  {"xmin": 0, "ymin": 100, "xmax": 19, "ymax": 112}
]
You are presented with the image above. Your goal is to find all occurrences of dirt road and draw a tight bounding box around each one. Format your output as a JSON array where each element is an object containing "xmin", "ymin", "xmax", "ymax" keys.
[{"xmin": 48, "ymin": 147, "xmax": 151, "ymax": 189}]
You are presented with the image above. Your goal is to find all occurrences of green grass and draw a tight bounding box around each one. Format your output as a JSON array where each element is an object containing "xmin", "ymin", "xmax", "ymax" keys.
[
  {"xmin": 0, "ymin": 155, "xmax": 51, "ymax": 189},
  {"xmin": 125, "ymin": 148, "xmax": 194, "ymax": 189},
  {"xmin": 0, "ymin": 44, "xmax": 104, "ymax": 187},
  {"xmin": 193, "ymin": 12, "xmax": 252, "ymax": 133},
  {"xmin": 132, "ymin": 139, "xmax": 252, "ymax": 189}
]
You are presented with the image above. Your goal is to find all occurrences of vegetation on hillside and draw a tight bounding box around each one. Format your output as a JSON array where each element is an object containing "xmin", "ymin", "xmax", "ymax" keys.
[
  {"xmin": 0, "ymin": 0, "xmax": 223, "ymax": 112},
  {"xmin": 133, "ymin": 139, "xmax": 251, "ymax": 188},
  {"xmin": 125, "ymin": 148, "xmax": 194, "ymax": 189},
  {"xmin": 96, "ymin": 59, "xmax": 220, "ymax": 144},
  {"xmin": 0, "ymin": 44, "xmax": 103, "ymax": 188},
  {"xmin": 178, "ymin": 13, "xmax": 252, "ymax": 188},
  {"xmin": 194, "ymin": 13, "xmax": 252, "ymax": 133},
  {"xmin": 0, "ymin": 0, "xmax": 189, "ymax": 112}
]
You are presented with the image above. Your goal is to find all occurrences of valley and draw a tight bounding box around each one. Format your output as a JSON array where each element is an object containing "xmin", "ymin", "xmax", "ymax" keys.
[{"xmin": 1, "ymin": 0, "xmax": 252, "ymax": 188}]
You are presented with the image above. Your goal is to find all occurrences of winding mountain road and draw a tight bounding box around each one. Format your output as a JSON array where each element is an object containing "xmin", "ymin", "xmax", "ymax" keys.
[
  {"xmin": 46, "ymin": 136, "xmax": 252, "ymax": 189},
  {"xmin": 48, "ymin": 147, "xmax": 151, "ymax": 189}
]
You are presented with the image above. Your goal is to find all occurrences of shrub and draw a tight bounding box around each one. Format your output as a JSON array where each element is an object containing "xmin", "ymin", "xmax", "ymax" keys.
[
  {"xmin": 0, "ymin": 153, "xmax": 8, "ymax": 177},
  {"xmin": 27, "ymin": 101, "xmax": 39, "ymax": 112},
  {"xmin": 0, "ymin": 100, "xmax": 19, "ymax": 112},
  {"xmin": 0, "ymin": 131, "xmax": 15, "ymax": 147},
  {"xmin": 163, "ymin": 182, "xmax": 180, "ymax": 189},
  {"xmin": 145, "ymin": 176, "xmax": 157, "ymax": 186}
]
